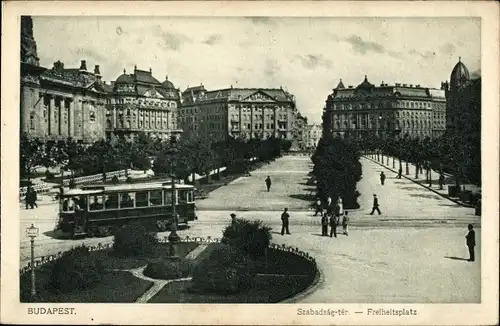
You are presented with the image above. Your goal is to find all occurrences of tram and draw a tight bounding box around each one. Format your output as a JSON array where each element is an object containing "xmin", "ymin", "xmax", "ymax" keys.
[{"xmin": 56, "ymin": 182, "xmax": 197, "ymax": 238}]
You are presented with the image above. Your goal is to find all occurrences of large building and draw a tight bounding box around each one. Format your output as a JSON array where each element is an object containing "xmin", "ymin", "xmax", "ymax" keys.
[
  {"xmin": 105, "ymin": 67, "xmax": 182, "ymax": 141},
  {"xmin": 441, "ymin": 58, "xmax": 479, "ymax": 132},
  {"xmin": 324, "ymin": 76, "xmax": 447, "ymax": 140},
  {"xmin": 20, "ymin": 16, "xmax": 182, "ymax": 144},
  {"xmin": 21, "ymin": 17, "xmax": 107, "ymax": 143},
  {"xmin": 303, "ymin": 124, "xmax": 322, "ymax": 149},
  {"xmin": 180, "ymin": 85, "xmax": 297, "ymax": 142}
]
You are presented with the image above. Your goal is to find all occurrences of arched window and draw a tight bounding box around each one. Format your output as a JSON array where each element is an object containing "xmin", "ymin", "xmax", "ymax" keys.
[{"xmin": 29, "ymin": 112, "xmax": 35, "ymax": 130}]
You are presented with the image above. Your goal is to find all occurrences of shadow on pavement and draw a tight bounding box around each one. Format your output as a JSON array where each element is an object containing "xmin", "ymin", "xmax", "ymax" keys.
[
  {"xmin": 444, "ymin": 256, "xmax": 469, "ymax": 261},
  {"xmin": 289, "ymin": 193, "xmax": 315, "ymax": 202},
  {"xmin": 408, "ymin": 194, "xmax": 442, "ymax": 200},
  {"xmin": 43, "ymin": 229, "xmax": 70, "ymax": 240},
  {"xmin": 400, "ymin": 186, "xmax": 425, "ymax": 191}
]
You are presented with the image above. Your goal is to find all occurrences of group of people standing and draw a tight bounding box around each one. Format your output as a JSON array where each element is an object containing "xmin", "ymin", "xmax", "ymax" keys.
[
  {"xmin": 24, "ymin": 187, "xmax": 38, "ymax": 209},
  {"xmin": 314, "ymin": 197, "xmax": 349, "ymax": 237}
]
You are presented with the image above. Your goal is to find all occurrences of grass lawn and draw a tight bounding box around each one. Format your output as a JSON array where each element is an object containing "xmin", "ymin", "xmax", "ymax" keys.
[
  {"xmin": 93, "ymin": 242, "xmax": 199, "ymax": 270},
  {"xmin": 149, "ymin": 274, "xmax": 315, "ymax": 303},
  {"xmin": 20, "ymin": 242, "xmax": 199, "ymax": 303},
  {"xmin": 21, "ymin": 269, "xmax": 152, "ymax": 303}
]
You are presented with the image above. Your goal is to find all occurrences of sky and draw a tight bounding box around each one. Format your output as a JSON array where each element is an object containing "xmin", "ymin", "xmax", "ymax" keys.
[{"xmin": 32, "ymin": 16, "xmax": 481, "ymax": 124}]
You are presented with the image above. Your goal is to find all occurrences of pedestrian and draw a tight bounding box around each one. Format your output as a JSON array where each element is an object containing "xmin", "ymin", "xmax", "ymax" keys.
[
  {"xmin": 380, "ymin": 172, "xmax": 386, "ymax": 185},
  {"xmin": 439, "ymin": 173, "xmax": 445, "ymax": 190},
  {"xmin": 27, "ymin": 188, "xmax": 38, "ymax": 209},
  {"xmin": 24, "ymin": 187, "xmax": 31, "ymax": 209},
  {"xmin": 342, "ymin": 211, "xmax": 350, "ymax": 235},
  {"xmin": 337, "ymin": 197, "xmax": 343, "ymax": 216},
  {"xmin": 280, "ymin": 208, "xmax": 291, "ymax": 235},
  {"xmin": 321, "ymin": 214, "xmax": 329, "ymax": 236},
  {"xmin": 397, "ymin": 167, "xmax": 402, "ymax": 179},
  {"xmin": 230, "ymin": 213, "xmax": 237, "ymax": 225},
  {"xmin": 369, "ymin": 194, "xmax": 382, "ymax": 215},
  {"xmin": 265, "ymin": 176, "xmax": 272, "ymax": 192},
  {"xmin": 465, "ymin": 224, "xmax": 476, "ymax": 262},
  {"xmin": 329, "ymin": 213, "xmax": 338, "ymax": 238},
  {"xmin": 314, "ymin": 198, "xmax": 323, "ymax": 216}
]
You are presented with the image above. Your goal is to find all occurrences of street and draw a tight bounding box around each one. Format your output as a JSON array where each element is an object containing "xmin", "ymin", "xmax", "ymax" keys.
[{"xmin": 20, "ymin": 155, "xmax": 480, "ymax": 303}]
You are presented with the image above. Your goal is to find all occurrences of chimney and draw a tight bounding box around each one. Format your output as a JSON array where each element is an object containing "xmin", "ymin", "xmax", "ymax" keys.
[
  {"xmin": 149, "ymin": 67, "xmax": 152, "ymax": 73},
  {"xmin": 79, "ymin": 60, "xmax": 87, "ymax": 71},
  {"xmin": 94, "ymin": 65, "xmax": 101, "ymax": 76},
  {"xmin": 402, "ymin": 84, "xmax": 407, "ymax": 87},
  {"xmin": 348, "ymin": 85, "xmax": 353, "ymax": 88}
]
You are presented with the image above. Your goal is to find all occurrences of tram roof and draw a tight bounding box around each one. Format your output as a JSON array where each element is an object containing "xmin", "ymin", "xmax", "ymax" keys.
[{"xmin": 73, "ymin": 182, "xmax": 193, "ymax": 193}]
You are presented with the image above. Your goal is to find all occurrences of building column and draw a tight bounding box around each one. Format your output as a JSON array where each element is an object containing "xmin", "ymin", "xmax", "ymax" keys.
[
  {"xmin": 48, "ymin": 95, "xmax": 55, "ymax": 136},
  {"xmin": 273, "ymin": 106, "xmax": 278, "ymax": 137},
  {"xmin": 68, "ymin": 98, "xmax": 74, "ymax": 137}
]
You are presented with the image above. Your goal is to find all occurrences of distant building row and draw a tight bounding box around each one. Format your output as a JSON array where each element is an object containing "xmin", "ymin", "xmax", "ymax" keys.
[
  {"xmin": 20, "ymin": 16, "xmax": 299, "ymax": 144},
  {"xmin": 322, "ymin": 58, "xmax": 478, "ymax": 140}
]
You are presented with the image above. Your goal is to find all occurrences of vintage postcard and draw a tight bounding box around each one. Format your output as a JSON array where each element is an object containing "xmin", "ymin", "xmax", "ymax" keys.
[{"xmin": 1, "ymin": 1, "xmax": 499, "ymax": 325}]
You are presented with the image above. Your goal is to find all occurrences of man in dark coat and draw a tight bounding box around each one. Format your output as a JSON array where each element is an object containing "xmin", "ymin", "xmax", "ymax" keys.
[
  {"xmin": 396, "ymin": 167, "xmax": 402, "ymax": 179},
  {"xmin": 230, "ymin": 213, "xmax": 237, "ymax": 225},
  {"xmin": 314, "ymin": 198, "xmax": 323, "ymax": 216},
  {"xmin": 280, "ymin": 208, "xmax": 290, "ymax": 235},
  {"xmin": 321, "ymin": 214, "xmax": 328, "ymax": 236},
  {"xmin": 265, "ymin": 176, "xmax": 272, "ymax": 192},
  {"xmin": 329, "ymin": 213, "xmax": 338, "ymax": 238},
  {"xmin": 380, "ymin": 172, "xmax": 386, "ymax": 185},
  {"xmin": 465, "ymin": 224, "xmax": 476, "ymax": 262},
  {"xmin": 369, "ymin": 194, "xmax": 381, "ymax": 215},
  {"xmin": 438, "ymin": 173, "xmax": 445, "ymax": 190}
]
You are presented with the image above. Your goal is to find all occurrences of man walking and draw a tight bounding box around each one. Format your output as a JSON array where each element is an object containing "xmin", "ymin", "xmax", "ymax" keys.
[
  {"xmin": 369, "ymin": 194, "xmax": 381, "ymax": 215},
  {"xmin": 380, "ymin": 172, "xmax": 386, "ymax": 185},
  {"xmin": 280, "ymin": 208, "xmax": 291, "ymax": 235},
  {"xmin": 265, "ymin": 176, "xmax": 272, "ymax": 192},
  {"xmin": 230, "ymin": 213, "xmax": 237, "ymax": 225},
  {"xmin": 465, "ymin": 224, "xmax": 476, "ymax": 262},
  {"xmin": 439, "ymin": 173, "xmax": 445, "ymax": 190},
  {"xmin": 396, "ymin": 167, "xmax": 402, "ymax": 179},
  {"xmin": 342, "ymin": 211, "xmax": 350, "ymax": 236},
  {"xmin": 321, "ymin": 214, "xmax": 329, "ymax": 236}
]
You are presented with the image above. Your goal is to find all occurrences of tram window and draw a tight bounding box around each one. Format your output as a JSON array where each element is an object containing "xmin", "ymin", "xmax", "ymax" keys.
[
  {"xmin": 149, "ymin": 190, "xmax": 162, "ymax": 206},
  {"xmin": 119, "ymin": 192, "xmax": 135, "ymax": 208},
  {"xmin": 72, "ymin": 196, "xmax": 87, "ymax": 211},
  {"xmin": 163, "ymin": 190, "xmax": 173, "ymax": 205},
  {"xmin": 62, "ymin": 197, "xmax": 74, "ymax": 212},
  {"xmin": 136, "ymin": 191, "xmax": 149, "ymax": 207},
  {"xmin": 178, "ymin": 190, "xmax": 188, "ymax": 204},
  {"xmin": 105, "ymin": 194, "xmax": 119, "ymax": 209},
  {"xmin": 89, "ymin": 195, "xmax": 104, "ymax": 211}
]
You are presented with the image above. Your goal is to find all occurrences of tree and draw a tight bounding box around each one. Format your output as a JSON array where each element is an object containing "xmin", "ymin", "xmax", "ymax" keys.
[{"xmin": 20, "ymin": 132, "xmax": 46, "ymax": 185}]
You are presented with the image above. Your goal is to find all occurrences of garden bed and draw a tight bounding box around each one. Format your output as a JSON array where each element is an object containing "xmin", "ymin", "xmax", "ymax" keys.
[
  {"xmin": 21, "ymin": 269, "xmax": 152, "ymax": 303},
  {"xmin": 20, "ymin": 242, "xmax": 199, "ymax": 302},
  {"xmin": 148, "ymin": 244, "xmax": 318, "ymax": 303},
  {"xmin": 149, "ymin": 274, "xmax": 315, "ymax": 303}
]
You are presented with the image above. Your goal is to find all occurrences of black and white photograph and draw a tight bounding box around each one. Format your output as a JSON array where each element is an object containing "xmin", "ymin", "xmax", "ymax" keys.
[{"xmin": 2, "ymin": 1, "xmax": 499, "ymax": 325}]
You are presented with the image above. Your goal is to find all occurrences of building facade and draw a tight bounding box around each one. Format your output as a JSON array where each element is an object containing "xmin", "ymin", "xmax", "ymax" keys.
[
  {"xmin": 324, "ymin": 76, "xmax": 447, "ymax": 140},
  {"xmin": 303, "ymin": 124, "xmax": 322, "ymax": 149},
  {"xmin": 21, "ymin": 17, "xmax": 107, "ymax": 143},
  {"xmin": 180, "ymin": 86, "xmax": 296, "ymax": 142},
  {"xmin": 442, "ymin": 58, "xmax": 478, "ymax": 132},
  {"xmin": 105, "ymin": 67, "xmax": 182, "ymax": 141}
]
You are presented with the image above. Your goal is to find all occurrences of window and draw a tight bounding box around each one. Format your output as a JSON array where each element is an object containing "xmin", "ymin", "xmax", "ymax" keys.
[
  {"xmin": 164, "ymin": 190, "xmax": 174, "ymax": 205},
  {"xmin": 149, "ymin": 190, "xmax": 162, "ymax": 206},
  {"xmin": 105, "ymin": 194, "xmax": 119, "ymax": 209},
  {"xmin": 136, "ymin": 191, "xmax": 149, "ymax": 207},
  {"xmin": 89, "ymin": 195, "xmax": 104, "ymax": 211},
  {"xmin": 119, "ymin": 192, "xmax": 135, "ymax": 208},
  {"xmin": 29, "ymin": 112, "xmax": 35, "ymax": 130}
]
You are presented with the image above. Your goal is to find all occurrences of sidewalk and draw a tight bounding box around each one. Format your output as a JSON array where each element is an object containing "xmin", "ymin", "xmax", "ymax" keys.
[{"xmin": 365, "ymin": 155, "xmax": 480, "ymax": 209}]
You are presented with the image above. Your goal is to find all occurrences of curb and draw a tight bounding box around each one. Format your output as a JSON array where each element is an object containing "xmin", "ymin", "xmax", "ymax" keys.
[
  {"xmin": 281, "ymin": 261, "xmax": 324, "ymax": 303},
  {"xmin": 364, "ymin": 156, "xmax": 475, "ymax": 209}
]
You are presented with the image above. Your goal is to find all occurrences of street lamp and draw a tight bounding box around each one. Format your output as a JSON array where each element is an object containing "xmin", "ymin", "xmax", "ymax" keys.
[
  {"xmin": 25, "ymin": 223, "xmax": 39, "ymax": 301},
  {"xmin": 167, "ymin": 174, "xmax": 180, "ymax": 259}
]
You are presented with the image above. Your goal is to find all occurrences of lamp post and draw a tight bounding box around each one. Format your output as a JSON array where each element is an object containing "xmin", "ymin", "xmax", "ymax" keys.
[
  {"xmin": 168, "ymin": 174, "xmax": 180, "ymax": 259},
  {"xmin": 26, "ymin": 224, "xmax": 39, "ymax": 301}
]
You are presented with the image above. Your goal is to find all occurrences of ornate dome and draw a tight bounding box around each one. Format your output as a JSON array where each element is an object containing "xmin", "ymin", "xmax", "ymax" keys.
[
  {"xmin": 115, "ymin": 71, "xmax": 133, "ymax": 84},
  {"xmin": 450, "ymin": 57, "xmax": 470, "ymax": 89},
  {"xmin": 161, "ymin": 75, "xmax": 176, "ymax": 89}
]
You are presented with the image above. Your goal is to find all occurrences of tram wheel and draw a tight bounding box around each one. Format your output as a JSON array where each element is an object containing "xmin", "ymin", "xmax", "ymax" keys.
[
  {"xmin": 97, "ymin": 226, "xmax": 111, "ymax": 237},
  {"xmin": 156, "ymin": 220, "xmax": 168, "ymax": 232},
  {"xmin": 87, "ymin": 227, "xmax": 95, "ymax": 238}
]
